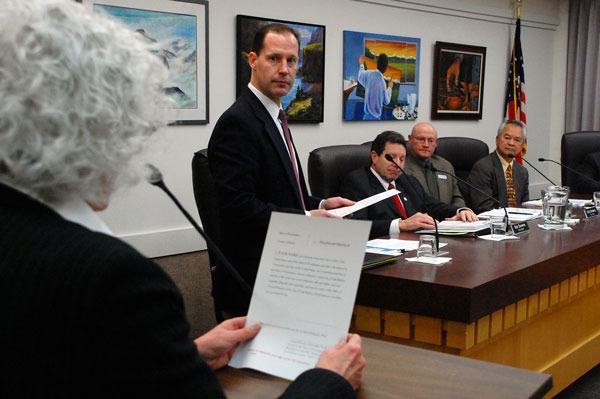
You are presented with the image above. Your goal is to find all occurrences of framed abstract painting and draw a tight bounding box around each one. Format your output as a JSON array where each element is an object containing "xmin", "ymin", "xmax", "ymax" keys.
[
  {"xmin": 431, "ymin": 41, "xmax": 486, "ymax": 120},
  {"xmin": 82, "ymin": 0, "xmax": 209, "ymax": 125},
  {"xmin": 236, "ymin": 15, "xmax": 325, "ymax": 123}
]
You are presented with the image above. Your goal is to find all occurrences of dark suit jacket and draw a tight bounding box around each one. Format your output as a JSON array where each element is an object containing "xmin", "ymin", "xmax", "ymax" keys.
[
  {"xmin": 574, "ymin": 151, "xmax": 600, "ymax": 193},
  {"xmin": 207, "ymin": 87, "xmax": 320, "ymax": 315},
  {"xmin": 340, "ymin": 167, "xmax": 460, "ymax": 238},
  {"xmin": 0, "ymin": 183, "xmax": 353, "ymax": 399},
  {"xmin": 467, "ymin": 152, "xmax": 529, "ymax": 213}
]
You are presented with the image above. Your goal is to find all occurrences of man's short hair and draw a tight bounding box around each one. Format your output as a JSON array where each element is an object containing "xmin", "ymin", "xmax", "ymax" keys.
[
  {"xmin": 377, "ymin": 53, "xmax": 389, "ymax": 73},
  {"xmin": 497, "ymin": 119, "xmax": 527, "ymax": 140},
  {"xmin": 251, "ymin": 23, "xmax": 300, "ymax": 55},
  {"xmin": 371, "ymin": 131, "xmax": 407, "ymax": 155}
]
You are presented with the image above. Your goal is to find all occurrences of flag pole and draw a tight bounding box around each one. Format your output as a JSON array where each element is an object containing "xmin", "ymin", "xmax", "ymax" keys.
[{"xmin": 512, "ymin": 0, "xmax": 521, "ymax": 120}]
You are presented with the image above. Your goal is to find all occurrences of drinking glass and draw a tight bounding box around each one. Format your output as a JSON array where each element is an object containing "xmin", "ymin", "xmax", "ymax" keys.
[
  {"xmin": 417, "ymin": 235, "xmax": 438, "ymax": 258},
  {"xmin": 543, "ymin": 185, "xmax": 569, "ymax": 228},
  {"xmin": 594, "ymin": 191, "xmax": 600, "ymax": 211},
  {"xmin": 489, "ymin": 216, "xmax": 507, "ymax": 238}
]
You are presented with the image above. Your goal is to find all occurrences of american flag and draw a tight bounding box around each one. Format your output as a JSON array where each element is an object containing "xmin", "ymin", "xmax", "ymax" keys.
[{"xmin": 504, "ymin": 17, "xmax": 527, "ymax": 163}]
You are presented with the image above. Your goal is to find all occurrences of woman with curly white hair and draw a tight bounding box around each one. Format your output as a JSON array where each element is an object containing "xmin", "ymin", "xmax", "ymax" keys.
[{"xmin": 0, "ymin": 1, "xmax": 363, "ymax": 398}]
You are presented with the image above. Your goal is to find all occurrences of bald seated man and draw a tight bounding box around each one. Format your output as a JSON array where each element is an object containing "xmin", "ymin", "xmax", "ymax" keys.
[{"xmin": 403, "ymin": 122, "xmax": 466, "ymax": 207}]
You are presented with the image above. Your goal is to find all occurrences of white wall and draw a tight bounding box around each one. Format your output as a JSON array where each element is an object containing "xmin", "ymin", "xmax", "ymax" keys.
[{"xmin": 99, "ymin": 0, "xmax": 568, "ymax": 257}]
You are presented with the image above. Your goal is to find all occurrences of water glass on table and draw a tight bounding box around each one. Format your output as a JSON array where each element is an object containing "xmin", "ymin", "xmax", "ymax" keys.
[
  {"xmin": 489, "ymin": 216, "xmax": 507, "ymax": 238},
  {"xmin": 417, "ymin": 234, "xmax": 438, "ymax": 258},
  {"xmin": 543, "ymin": 185, "xmax": 569, "ymax": 228}
]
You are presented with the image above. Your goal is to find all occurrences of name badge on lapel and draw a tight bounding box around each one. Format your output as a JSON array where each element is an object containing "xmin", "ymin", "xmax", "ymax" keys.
[{"xmin": 436, "ymin": 174, "xmax": 447, "ymax": 180}]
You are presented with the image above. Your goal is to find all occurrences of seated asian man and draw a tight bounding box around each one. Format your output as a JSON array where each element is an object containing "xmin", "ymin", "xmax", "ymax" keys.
[{"xmin": 340, "ymin": 131, "xmax": 477, "ymax": 238}]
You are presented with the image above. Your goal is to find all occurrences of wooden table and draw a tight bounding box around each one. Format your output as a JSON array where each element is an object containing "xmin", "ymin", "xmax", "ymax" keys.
[
  {"xmin": 352, "ymin": 213, "xmax": 600, "ymax": 397},
  {"xmin": 218, "ymin": 337, "xmax": 551, "ymax": 399}
]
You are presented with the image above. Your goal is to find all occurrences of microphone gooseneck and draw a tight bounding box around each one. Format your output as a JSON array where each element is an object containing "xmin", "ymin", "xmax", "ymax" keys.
[
  {"xmin": 538, "ymin": 158, "xmax": 600, "ymax": 186},
  {"xmin": 384, "ymin": 154, "xmax": 439, "ymax": 251},
  {"xmin": 144, "ymin": 164, "xmax": 251, "ymax": 294},
  {"xmin": 520, "ymin": 158, "xmax": 557, "ymax": 186},
  {"xmin": 426, "ymin": 163, "xmax": 509, "ymax": 230}
]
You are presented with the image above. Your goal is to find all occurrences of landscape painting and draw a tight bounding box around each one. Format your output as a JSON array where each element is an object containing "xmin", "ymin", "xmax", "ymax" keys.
[
  {"xmin": 343, "ymin": 30, "xmax": 420, "ymax": 121},
  {"xmin": 84, "ymin": 0, "xmax": 208, "ymax": 124},
  {"xmin": 237, "ymin": 15, "xmax": 325, "ymax": 123}
]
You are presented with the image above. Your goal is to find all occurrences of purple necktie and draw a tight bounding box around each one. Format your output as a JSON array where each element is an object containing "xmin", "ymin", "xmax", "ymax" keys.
[{"xmin": 278, "ymin": 109, "xmax": 306, "ymax": 210}]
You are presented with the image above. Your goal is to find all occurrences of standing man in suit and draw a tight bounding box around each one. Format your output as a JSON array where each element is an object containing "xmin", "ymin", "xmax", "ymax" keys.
[
  {"xmin": 467, "ymin": 120, "xmax": 529, "ymax": 213},
  {"xmin": 0, "ymin": 1, "xmax": 364, "ymax": 396},
  {"xmin": 404, "ymin": 122, "xmax": 466, "ymax": 207},
  {"xmin": 340, "ymin": 131, "xmax": 477, "ymax": 238},
  {"xmin": 208, "ymin": 24, "xmax": 353, "ymax": 316}
]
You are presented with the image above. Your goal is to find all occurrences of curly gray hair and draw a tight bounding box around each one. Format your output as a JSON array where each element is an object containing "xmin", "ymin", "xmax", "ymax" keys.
[{"xmin": 0, "ymin": 0, "xmax": 168, "ymax": 204}]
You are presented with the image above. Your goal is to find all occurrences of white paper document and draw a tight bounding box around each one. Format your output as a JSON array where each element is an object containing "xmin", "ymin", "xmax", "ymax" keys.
[
  {"xmin": 523, "ymin": 199, "xmax": 592, "ymax": 208},
  {"xmin": 328, "ymin": 189, "xmax": 399, "ymax": 218},
  {"xmin": 229, "ymin": 212, "xmax": 371, "ymax": 380},
  {"xmin": 368, "ymin": 238, "xmax": 420, "ymax": 252},
  {"xmin": 405, "ymin": 256, "xmax": 452, "ymax": 265},
  {"xmin": 478, "ymin": 207, "xmax": 542, "ymax": 222},
  {"xmin": 419, "ymin": 220, "xmax": 490, "ymax": 235}
]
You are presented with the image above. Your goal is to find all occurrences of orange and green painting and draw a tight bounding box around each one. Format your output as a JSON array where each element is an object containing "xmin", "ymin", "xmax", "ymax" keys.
[
  {"xmin": 343, "ymin": 30, "xmax": 420, "ymax": 121},
  {"xmin": 363, "ymin": 40, "xmax": 417, "ymax": 83}
]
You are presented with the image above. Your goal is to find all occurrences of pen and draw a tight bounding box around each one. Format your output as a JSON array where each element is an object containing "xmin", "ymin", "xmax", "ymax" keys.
[{"xmin": 509, "ymin": 211, "xmax": 534, "ymax": 215}]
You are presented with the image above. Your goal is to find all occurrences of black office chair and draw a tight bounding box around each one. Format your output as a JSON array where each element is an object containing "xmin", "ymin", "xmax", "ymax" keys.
[
  {"xmin": 308, "ymin": 143, "xmax": 372, "ymax": 198},
  {"xmin": 434, "ymin": 137, "xmax": 489, "ymax": 206},
  {"xmin": 191, "ymin": 149, "xmax": 225, "ymax": 323},
  {"xmin": 561, "ymin": 131, "xmax": 600, "ymax": 194}
]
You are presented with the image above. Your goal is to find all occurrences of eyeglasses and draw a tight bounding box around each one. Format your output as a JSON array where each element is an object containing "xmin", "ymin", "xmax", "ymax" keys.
[{"xmin": 412, "ymin": 136, "xmax": 436, "ymax": 144}]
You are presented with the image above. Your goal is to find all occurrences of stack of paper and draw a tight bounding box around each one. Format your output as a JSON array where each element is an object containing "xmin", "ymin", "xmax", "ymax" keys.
[
  {"xmin": 366, "ymin": 238, "xmax": 419, "ymax": 255},
  {"xmin": 419, "ymin": 220, "xmax": 490, "ymax": 235},
  {"xmin": 478, "ymin": 208, "xmax": 542, "ymax": 222}
]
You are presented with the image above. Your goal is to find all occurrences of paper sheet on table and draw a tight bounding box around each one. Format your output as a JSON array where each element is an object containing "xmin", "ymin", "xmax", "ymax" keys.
[
  {"xmin": 523, "ymin": 199, "xmax": 592, "ymax": 208},
  {"xmin": 368, "ymin": 238, "xmax": 420, "ymax": 252},
  {"xmin": 229, "ymin": 212, "xmax": 371, "ymax": 380},
  {"xmin": 367, "ymin": 239, "xmax": 448, "ymax": 253},
  {"xmin": 328, "ymin": 189, "xmax": 399, "ymax": 218},
  {"xmin": 478, "ymin": 207, "xmax": 542, "ymax": 222},
  {"xmin": 479, "ymin": 234, "xmax": 520, "ymax": 241},
  {"xmin": 405, "ymin": 256, "xmax": 452, "ymax": 265}
]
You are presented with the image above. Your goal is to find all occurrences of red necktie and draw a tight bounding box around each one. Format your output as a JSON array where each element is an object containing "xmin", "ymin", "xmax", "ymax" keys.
[
  {"xmin": 388, "ymin": 183, "xmax": 408, "ymax": 219},
  {"xmin": 278, "ymin": 109, "xmax": 306, "ymax": 210}
]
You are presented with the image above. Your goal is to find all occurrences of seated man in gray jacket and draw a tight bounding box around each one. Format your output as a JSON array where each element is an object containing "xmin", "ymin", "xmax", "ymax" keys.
[
  {"xmin": 403, "ymin": 122, "xmax": 466, "ymax": 207},
  {"xmin": 467, "ymin": 120, "xmax": 529, "ymax": 213}
]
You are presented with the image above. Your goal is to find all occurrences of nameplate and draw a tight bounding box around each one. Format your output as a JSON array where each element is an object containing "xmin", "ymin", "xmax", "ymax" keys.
[
  {"xmin": 583, "ymin": 206, "xmax": 599, "ymax": 218},
  {"xmin": 436, "ymin": 174, "xmax": 448, "ymax": 180},
  {"xmin": 510, "ymin": 222, "xmax": 530, "ymax": 235}
]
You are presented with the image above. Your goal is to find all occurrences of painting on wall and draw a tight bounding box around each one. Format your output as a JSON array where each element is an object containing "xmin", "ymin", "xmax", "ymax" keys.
[
  {"xmin": 431, "ymin": 41, "xmax": 486, "ymax": 120},
  {"xmin": 236, "ymin": 15, "xmax": 325, "ymax": 123},
  {"xmin": 343, "ymin": 30, "xmax": 420, "ymax": 121},
  {"xmin": 82, "ymin": 0, "xmax": 209, "ymax": 125}
]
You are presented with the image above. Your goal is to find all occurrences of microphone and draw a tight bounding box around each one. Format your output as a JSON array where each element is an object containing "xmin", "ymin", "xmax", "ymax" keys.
[
  {"xmin": 520, "ymin": 157, "xmax": 557, "ymax": 186},
  {"xmin": 144, "ymin": 164, "xmax": 251, "ymax": 294},
  {"xmin": 425, "ymin": 163, "xmax": 509, "ymax": 230},
  {"xmin": 384, "ymin": 154, "xmax": 439, "ymax": 252},
  {"xmin": 538, "ymin": 157, "xmax": 600, "ymax": 186}
]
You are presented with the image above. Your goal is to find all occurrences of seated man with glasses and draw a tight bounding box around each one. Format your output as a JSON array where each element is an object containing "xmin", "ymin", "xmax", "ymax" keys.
[{"xmin": 403, "ymin": 122, "xmax": 466, "ymax": 206}]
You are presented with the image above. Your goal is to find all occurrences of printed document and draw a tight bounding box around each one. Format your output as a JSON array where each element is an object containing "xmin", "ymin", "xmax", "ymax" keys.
[
  {"xmin": 328, "ymin": 189, "xmax": 399, "ymax": 218},
  {"xmin": 229, "ymin": 212, "xmax": 371, "ymax": 380}
]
